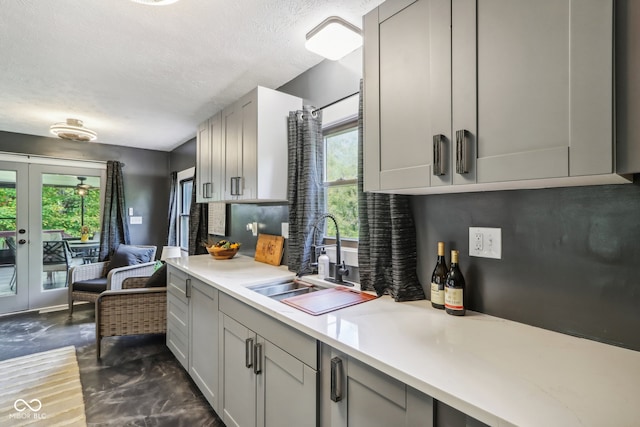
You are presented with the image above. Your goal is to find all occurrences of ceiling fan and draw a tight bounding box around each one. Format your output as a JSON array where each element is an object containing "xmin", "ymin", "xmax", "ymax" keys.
[{"xmin": 76, "ymin": 177, "xmax": 91, "ymax": 197}]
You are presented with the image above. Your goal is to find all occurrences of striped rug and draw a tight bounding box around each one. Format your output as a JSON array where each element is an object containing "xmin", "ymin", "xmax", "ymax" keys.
[{"xmin": 0, "ymin": 346, "xmax": 86, "ymax": 426}]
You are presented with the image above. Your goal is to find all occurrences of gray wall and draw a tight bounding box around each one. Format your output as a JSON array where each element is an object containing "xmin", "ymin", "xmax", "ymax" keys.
[
  {"xmin": 169, "ymin": 137, "xmax": 196, "ymax": 173},
  {"xmin": 0, "ymin": 131, "xmax": 170, "ymax": 254},
  {"xmin": 412, "ymin": 177, "xmax": 640, "ymax": 351}
]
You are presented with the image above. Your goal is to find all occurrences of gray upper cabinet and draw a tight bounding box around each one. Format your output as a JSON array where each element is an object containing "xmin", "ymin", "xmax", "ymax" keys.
[
  {"xmin": 364, "ymin": 0, "xmax": 452, "ymax": 191},
  {"xmin": 469, "ymin": 0, "xmax": 613, "ymax": 183},
  {"xmin": 196, "ymin": 113, "xmax": 223, "ymax": 203},
  {"xmin": 220, "ymin": 86, "xmax": 301, "ymax": 202},
  {"xmin": 364, "ymin": 0, "xmax": 618, "ymax": 194}
]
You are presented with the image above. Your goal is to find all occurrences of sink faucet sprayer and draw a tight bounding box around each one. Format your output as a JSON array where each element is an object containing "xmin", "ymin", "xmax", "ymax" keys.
[{"xmin": 311, "ymin": 213, "xmax": 351, "ymax": 286}]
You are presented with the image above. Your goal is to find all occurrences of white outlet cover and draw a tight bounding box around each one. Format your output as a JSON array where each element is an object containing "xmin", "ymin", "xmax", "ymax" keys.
[{"xmin": 469, "ymin": 227, "xmax": 502, "ymax": 259}]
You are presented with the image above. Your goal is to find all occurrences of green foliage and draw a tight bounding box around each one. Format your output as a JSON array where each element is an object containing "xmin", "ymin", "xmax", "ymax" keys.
[
  {"xmin": 0, "ymin": 186, "xmax": 101, "ymax": 236},
  {"xmin": 326, "ymin": 185, "xmax": 358, "ymax": 239}
]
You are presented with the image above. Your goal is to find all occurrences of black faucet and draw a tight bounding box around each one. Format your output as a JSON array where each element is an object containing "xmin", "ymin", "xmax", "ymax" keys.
[{"xmin": 313, "ymin": 213, "xmax": 350, "ymax": 285}]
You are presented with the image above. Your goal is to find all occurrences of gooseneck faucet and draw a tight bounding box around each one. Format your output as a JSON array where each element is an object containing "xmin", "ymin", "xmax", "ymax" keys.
[{"xmin": 313, "ymin": 213, "xmax": 350, "ymax": 285}]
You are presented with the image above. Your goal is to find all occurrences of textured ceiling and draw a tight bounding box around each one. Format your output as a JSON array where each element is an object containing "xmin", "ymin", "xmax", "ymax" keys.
[{"xmin": 0, "ymin": 0, "xmax": 382, "ymax": 151}]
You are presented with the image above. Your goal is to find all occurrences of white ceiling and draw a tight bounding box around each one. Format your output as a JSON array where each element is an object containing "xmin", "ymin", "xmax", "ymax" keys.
[{"xmin": 0, "ymin": 0, "xmax": 382, "ymax": 152}]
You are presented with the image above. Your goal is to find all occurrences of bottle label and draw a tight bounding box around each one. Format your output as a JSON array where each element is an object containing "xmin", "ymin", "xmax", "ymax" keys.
[
  {"xmin": 430, "ymin": 282, "xmax": 444, "ymax": 305},
  {"xmin": 445, "ymin": 288, "xmax": 464, "ymax": 310}
]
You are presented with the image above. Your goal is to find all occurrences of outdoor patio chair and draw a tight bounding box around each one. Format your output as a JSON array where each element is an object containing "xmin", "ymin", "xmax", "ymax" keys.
[
  {"xmin": 68, "ymin": 244, "xmax": 157, "ymax": 316},
  {"xmin": 42, "ymin": 240, "xmax": 74, "ymax": 286}
]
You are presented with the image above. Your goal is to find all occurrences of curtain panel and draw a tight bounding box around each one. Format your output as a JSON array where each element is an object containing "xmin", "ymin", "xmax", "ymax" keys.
[
  {"xmin": 188, "ymin": 168, "xmax": 208, "ymax": 255},
  {"xmin": 167, "ymin": 171, "xmax": 178, "ymax": 246},
  {"xmin": 357, "ymin": 81, "xmax": 425, "ymax": 301},
  {"xmin": 98, "ymin": 160, "xmax": 130, "ymax": 261},
  {"xmin": 287, "ymin": 106, "xmax": 325, "ymax": 275}
]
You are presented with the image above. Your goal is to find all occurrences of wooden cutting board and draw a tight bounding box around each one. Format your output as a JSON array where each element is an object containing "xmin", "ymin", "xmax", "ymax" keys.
[
  {"xmin": 254, "ymin": 234, "xmax": 285, "ymax": 266},
  {"xmin": 282, "ymin": 287, "xmax": 378, "ymax": 316}
]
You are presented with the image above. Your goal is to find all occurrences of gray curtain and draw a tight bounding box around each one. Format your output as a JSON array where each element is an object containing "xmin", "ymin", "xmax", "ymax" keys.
[
  {"xmin": 188, "ymin": 168, "xmax": 208, "ymax": 255},
  {"xmin": 98, "ymin": 160, "xmax": 130, "ymax": 261},
  {"xmin": 287, "ymin": 106, "xmax": 325, "ymax": 275},
  {"xmin": 357, "ymin": 81, "xmax": 425, "ymax": 301},
  {"xmin": 167, "ymin": 171, "xmax": 178, "ymax": 246}
]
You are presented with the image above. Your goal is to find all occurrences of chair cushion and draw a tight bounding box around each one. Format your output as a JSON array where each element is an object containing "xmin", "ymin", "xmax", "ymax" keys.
[
  {"xmin": 145, "ymin": 263, "xmax": 167, "ymax": 288},
  {"xmin": 72, "ymin": 277, "xmax": 108, "ymax": 293},
  {"xmin": 106, "ymin": 245, "xmax": 155, "ymax": 274}
]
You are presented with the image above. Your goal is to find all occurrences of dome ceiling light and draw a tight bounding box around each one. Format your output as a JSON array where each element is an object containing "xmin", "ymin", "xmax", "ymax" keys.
[
  {"xmin": 50, "ymin": 118, "xmax": 97, "ymax": 142},
  {"xmin": 305, "ymin": 16, "xmax": 363, "ymax": 61}
]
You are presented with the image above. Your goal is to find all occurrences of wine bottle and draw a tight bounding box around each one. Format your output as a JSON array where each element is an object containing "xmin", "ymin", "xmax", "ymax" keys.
[
  {"xmin": 445, "ymin": 250, "xmax": 466, "ymax": 316},
  {"xmin": 430, "ymin": 242, "xmax": 447, "ymax": 309}
]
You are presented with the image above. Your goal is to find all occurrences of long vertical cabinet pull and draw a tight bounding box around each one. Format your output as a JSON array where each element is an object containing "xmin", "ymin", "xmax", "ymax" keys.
[
  {"xmin": 253, "ymin": 343, "xmax": 263, "ymax": 375},
  {"xmin": 433, "ymin": 134, "xmax": 447, "ymax": 176},
  {"xmin": 185, "ymin": 278, "xmax": 191, "ymax": 298},
  {"xmin": 456, "ymin": 130, "xmax": 470, "ymax": 174},
  {"xmin": 230, "ymin": 177, "xmax": 242, "ymax": 196},
  {"xmin": 245, "ymin": 338, "xmax": 254, "ymax": 368},
  {"xmin": 330, "ymin": 357, "xmax": 343, "ymax": 402}
]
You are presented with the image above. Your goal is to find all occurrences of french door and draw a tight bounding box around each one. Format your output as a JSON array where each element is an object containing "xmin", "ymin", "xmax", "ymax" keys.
[{"xmin": 0, "ymin": 158, "xmax": 105, "ymax": 315}]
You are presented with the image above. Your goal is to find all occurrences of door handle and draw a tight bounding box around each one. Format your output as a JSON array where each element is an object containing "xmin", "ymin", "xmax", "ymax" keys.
[
  {"xmin": 245, "ymin": 338, "xmax": 254, "ymax": 368},
  {"xmin": 253, "ymin": 342, "xmax": 263, "ymax": 375},
  {"xmin": 433, "ymin": 134, "xmax": 447, "ymax": 176},
  {"xmin": 456, "ymin": 129, "xmax": 470, "ymax": 174},
  {"xmin": 330, "ymin": 357, "xmax": 343, "ymax": 402},
  {"xmin": 18, "ymin": 239, "xmax": 27, "ymax": 245}
]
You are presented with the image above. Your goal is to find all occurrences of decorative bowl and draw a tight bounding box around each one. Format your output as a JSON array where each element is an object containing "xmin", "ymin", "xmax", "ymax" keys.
[{"xmin": 207, "ymin": 245, "xmax": 239, "ymax": 260}]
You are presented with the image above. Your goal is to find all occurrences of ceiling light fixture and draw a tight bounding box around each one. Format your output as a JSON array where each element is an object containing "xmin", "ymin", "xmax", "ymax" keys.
[
  {"xmin": 130, "ymin": 0, "xmax": 180, "ymax": 5},
  {"xmin": 76, "ymin": 176, "xmax": 90, "ymax": 197},
  {"xmin": 50, "ymin": 118, "xmax": 97, "ymax": 142},
  {"xmin": 305, "ymin": 16, "xmax": 363, "ymax": 61}
]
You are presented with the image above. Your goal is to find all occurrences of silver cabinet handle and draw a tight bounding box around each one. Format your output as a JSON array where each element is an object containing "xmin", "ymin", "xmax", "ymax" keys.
[
  {"xmin": 230, "ymin": 176, "xmax": 242, "ymax": 196},
  {"xmin": 456, "ymin": 129, "xmax": 470, "ymax": 174},
  {"xmin": 245, "ymin": 338, "xmax": 254, "ymax": 368},
  {"xmin": 433, "ymin": 134, "xmax": 447, "ymax": 176},
  {"xmin": 229, "ymin": 177, "xmax": 236, "ymax": 196},
  {"xmin": 253, "ymin": 343, "xmax": 263, "ymax": 375},
  {"xmin": 185, "ymin": 278, "xmax": 191, "ymax": 298},
  {"xmin": 203, "ymin": 182, "xmax": 212, "ymax": 198},
  {"xmin": 330, "ymin": 357, "xmax": 343, "ymax": 402}
]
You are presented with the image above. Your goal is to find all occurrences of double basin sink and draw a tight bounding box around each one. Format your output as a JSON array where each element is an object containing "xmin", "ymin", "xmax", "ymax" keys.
[{"xmin": 248, "ymin": 280, "xmax": 323, "ymax": 301}]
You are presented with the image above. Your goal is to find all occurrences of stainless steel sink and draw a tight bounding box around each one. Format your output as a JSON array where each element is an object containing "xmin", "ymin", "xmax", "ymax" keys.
[{"xmin": 248, "ymin": 280, "xmax": 323, "ymax": 301}]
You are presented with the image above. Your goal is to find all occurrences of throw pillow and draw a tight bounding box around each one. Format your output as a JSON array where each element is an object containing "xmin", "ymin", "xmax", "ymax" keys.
[
  {"xmin": 106, "ymin": 245, "xmax": 155, "ymax": 274},
  {"xmin": 145, "ymin": 263, "xmax": 167, "ymax": 288}
]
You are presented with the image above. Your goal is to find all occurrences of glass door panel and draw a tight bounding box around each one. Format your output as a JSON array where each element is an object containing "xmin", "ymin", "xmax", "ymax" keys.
[
  {"xmin": 29, "ymin": 164, "xmax": 105, "ymax": 309},
  {"xmin": 0, "ymin": 162, "xmax": 29, "ymax": 314}
]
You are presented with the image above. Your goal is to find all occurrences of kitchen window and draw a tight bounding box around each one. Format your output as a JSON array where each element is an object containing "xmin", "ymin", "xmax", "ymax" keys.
[
  {"xmin": 323, "ymin": 119, "xmax": 358, "ymax": 241},
  {"xmin": 176, "ymin": 167, "xmax": 194, "ymax": 252}
]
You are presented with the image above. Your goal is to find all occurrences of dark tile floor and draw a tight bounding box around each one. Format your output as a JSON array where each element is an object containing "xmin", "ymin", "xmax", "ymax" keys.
[{"xmin": 0, "ymin": 304, "xmax": 225, "ymax": 426}]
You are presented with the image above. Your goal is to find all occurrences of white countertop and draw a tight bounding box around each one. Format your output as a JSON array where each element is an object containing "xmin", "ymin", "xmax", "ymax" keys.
[{"xmin": 168, "ymin": 254, "xmax": 640, "ymax": 427}]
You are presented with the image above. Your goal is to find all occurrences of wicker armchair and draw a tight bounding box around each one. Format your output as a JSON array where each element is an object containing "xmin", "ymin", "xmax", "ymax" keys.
[
  {"xmin": 95, "ymin": 277, "xmax": 167, "ymax": 359},
  {"xmin": 68, "ymin": 245, "xmax": 157, "ymax": 316}
]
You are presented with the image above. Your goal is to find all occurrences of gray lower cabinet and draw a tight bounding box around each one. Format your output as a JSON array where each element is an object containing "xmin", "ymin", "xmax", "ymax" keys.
[
  {"xmin": 189, "ymin": 278, "xmax": 219, "ymax": 411},
  {"xmin": 219, "ymin": 293, "xmax": 318, "ymax": 427},
  {"xmin": 167, "ymin": 266, "xmax": 189, "ymax": 369},
  {"xmin": 166, "ymin": 266, "xmax": 219, "ymax": 411},
  {"xmin": 320, "ymin": 344, "xmax": 433, "ymax": 427},
  {"xmin": 364, "ymin": 0, "xmax": 615, "ymax": 193}
]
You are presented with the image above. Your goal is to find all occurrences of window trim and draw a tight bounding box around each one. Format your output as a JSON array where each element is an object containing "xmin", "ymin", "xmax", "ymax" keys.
[{"xmin": 176, "ymin": 167, "xmax": 194, "ymax": 252}]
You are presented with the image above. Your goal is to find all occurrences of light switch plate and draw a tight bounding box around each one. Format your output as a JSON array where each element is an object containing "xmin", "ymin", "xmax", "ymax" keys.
[
  {"xmin": 281, "ymin": 222, "xmax": 289, "ymax": 239},
  {"xmin": 469, "ymin": 227, "xmax": 501, "ymax": 259}
]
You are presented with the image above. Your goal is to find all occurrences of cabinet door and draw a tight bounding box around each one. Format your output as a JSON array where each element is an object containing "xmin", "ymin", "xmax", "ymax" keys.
[
  {"xmin": 257, "ymin": 338, "xmax": 317, "ymax": 427},
  {"xmin": 220, "ymin": 314, "xmax": 257, "ymax": 427},
  {"xmin": 223, "ymin": 103, "xmax": 240, "ymax": 200},
  {"xmin": 323, "ymin": 346, "xmax": 432, "ymax": 427},
  {"xmin": 237, "ymin": 91, "xmax": 257, "ymax": 200},
  {"xmin": 189, "ymin": 279, "xmax": 219, "ymax": 411},
  {"xmin": 209, "ymin": 112, "xmax": 224, "ymax": 201},
  {"xmin": 167, "ymin": 266, "xmax": 189, "ymax": 369},
  {"xmin": 364, "ymin": 0, "xmax": 451, "ymax": 191},
  {"xmin": 459, "ymin": 0, "xmax": 613, "ymax": 183},
  {"xmin": 196, "ymin": 119, "xmax": 213, "ymax": 202}
]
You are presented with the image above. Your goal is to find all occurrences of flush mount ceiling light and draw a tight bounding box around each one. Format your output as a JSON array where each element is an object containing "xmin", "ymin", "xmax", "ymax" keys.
[
  {"xmin": 305, "ymin": 16, "xmax": 363, "ymax": 61},
  {"xmin": 50, "ymin": 118, "xmax": 97, "ymax": 142},
  {"xmin": 130, "ymin": 0, "xmax": 180, "ymax": 5}
]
